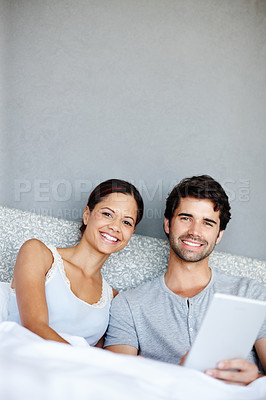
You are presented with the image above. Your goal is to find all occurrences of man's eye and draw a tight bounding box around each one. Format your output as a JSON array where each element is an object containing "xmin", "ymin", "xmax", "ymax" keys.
[
  {"xmin": 181, "ymin": 217, "xmax": 190, "ymax": 221},
  {"xmin": 123, "ymin": 220, "xmax": 133, "ymax": 227},
  {"xmin": 103, "ymin": 212, "xmax": 112, "ymax": 217},
  {"xmin": 204, "ymin": 222, "xmax": 213, "ymax": 227}
]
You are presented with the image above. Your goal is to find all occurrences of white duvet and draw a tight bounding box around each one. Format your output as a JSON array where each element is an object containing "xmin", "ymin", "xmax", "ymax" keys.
[{"xmin": 0, "ymin": 322, "xmax": 265, "ymax": 400}]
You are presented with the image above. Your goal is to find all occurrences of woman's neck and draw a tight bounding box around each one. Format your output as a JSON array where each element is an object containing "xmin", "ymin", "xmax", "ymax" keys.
[{"xmin": 59, "ymin": 239, "xmax": 109, "ymax": 278}]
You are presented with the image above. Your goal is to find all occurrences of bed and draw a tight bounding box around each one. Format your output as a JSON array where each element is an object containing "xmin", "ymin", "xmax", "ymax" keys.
[{"xmin": 0, "ymin": 206, "xmax": 265, "ymax": 400}]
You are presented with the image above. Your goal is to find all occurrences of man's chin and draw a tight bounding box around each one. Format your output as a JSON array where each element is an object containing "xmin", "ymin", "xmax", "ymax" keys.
[{"xmin": 174, "ymin": 249, "xmax": 210, "ymax": 263}]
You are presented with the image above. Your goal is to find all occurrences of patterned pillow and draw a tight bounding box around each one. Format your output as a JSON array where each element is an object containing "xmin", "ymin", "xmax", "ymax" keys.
[
  {"xmin": 0, "ymin": 282, "xmax": 9, "ymax": 321},
  {"xmin": 0, "ymin": 206, "xmax": 265, "ymax": 289}
]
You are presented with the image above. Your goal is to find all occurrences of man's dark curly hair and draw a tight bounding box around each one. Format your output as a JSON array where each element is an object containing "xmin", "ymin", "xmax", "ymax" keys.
[{"xmin": 164, "ymin": 175, "xmax": 231, "ymax": 237}]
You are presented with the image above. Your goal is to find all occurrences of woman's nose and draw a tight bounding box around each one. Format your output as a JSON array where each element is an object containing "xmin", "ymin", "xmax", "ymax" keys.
[{"xmin": 108, "ymin": 218, "xmax": 121, "ymax": 232}]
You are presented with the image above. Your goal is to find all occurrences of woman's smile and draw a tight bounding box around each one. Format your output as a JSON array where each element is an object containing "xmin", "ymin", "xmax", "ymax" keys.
[{"xmin": 100, "ymin": 232, "xmax": 119, "ymax": 243}]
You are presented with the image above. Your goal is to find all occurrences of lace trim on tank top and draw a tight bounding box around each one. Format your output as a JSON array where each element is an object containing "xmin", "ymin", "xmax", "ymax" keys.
[{"xmin": 45, "ymin": 245, "xmax": 113, "ymax": 308}]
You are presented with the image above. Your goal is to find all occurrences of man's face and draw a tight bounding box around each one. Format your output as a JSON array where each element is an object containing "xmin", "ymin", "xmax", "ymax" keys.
[{"xmin": 164, "ymin": 197, "xmax": 223, "ymax": 262}]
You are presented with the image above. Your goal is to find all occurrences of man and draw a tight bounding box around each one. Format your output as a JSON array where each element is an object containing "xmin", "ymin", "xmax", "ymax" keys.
[{"xmin": 104, "ymin": 175, "xmax": 266, "ymax": 385}]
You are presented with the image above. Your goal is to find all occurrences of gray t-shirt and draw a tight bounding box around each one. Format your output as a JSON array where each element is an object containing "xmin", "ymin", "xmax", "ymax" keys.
[{"xmin": 104, "ymin": 269, "xmax": 266, "ymax": 368}]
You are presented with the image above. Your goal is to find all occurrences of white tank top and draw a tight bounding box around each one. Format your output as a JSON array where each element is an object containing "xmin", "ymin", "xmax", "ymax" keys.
[{"xmin": 7, "ymin": 245, "xmax": 113, "ymax": 345}]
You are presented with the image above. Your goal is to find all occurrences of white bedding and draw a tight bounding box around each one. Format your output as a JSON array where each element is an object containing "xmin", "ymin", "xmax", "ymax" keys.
[{"xmin": 0, "ymin": 322, "xmax": 265, "ymax": 400}]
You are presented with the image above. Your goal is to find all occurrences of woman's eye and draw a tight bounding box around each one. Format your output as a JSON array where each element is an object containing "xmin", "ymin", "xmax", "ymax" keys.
[{"xmin": 123, "ymin": 220, "xmax": 133, "ymax": 227}]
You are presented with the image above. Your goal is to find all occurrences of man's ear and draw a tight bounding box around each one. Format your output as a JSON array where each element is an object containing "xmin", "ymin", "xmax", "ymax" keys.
[
  {"xmin": 216, "ymin": 230, "xmax": 224, "ymax": 245},
  {"xmin": 164, "ymin": 218, "xmax": 170, "ymax": 235},
  {"xmin": 83, "ymin": 206, "xmax": 90, "ymax": 226}
]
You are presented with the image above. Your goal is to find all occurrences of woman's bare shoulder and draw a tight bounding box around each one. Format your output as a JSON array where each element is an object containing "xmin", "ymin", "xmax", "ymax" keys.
[
  {"xmin": 17, "ymin": 239, "xmax": 53, "ymax": 266},
  {"xmin": 11, "ymin": 240, "xmax": 54, "ymax": 288}
]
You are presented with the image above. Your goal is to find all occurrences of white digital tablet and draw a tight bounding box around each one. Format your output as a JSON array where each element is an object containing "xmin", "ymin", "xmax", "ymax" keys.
[{"xmin": 184, "ymin": 293, "xmax": 266, "ymax": 372}]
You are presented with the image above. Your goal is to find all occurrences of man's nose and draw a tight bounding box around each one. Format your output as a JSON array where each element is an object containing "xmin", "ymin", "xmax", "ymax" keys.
[{"xmin": 187, "ymin": 221, "xmax": 201, "ymax": 237}]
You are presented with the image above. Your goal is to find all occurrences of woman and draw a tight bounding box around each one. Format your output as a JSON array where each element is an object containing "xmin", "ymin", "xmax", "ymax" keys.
[{"xmin": 7, "ymin": 179, "xmax": 143, "ymax": 346}]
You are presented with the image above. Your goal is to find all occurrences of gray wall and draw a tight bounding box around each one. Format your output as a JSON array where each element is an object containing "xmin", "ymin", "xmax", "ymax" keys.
[
  {"xmin": 0, "ymin": 0, "xmax": 8, "ymax": 203},
  {"xmin": 2, "ymin": 0, "xmax": 266, "ymax": 259}
]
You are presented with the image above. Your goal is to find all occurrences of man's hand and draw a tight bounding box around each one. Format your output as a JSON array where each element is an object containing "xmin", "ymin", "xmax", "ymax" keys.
[
  {"xmin": 205, "ymin": 358, "xmax": 261, "ymax": 386},
  {"xmin": 180, "ymin": 351, "xmax": 188, "ymax": 366}
]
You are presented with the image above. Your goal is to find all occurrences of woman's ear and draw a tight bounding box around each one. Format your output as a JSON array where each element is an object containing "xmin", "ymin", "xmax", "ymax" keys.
[{"xmin": 83, "ymin": 206, "xmax": 90, "ymax": 226}]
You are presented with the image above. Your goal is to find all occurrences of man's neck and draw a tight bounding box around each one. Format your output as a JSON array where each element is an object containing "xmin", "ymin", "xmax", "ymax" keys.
[{"xmin": 164, "ymin": 250, "xmax": 212, "ymax": 298}]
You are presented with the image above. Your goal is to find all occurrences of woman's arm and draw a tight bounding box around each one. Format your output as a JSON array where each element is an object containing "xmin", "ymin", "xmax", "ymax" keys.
[{"xmin": 12, "ymin": 239, "xmax": 69, "ymax": 344}]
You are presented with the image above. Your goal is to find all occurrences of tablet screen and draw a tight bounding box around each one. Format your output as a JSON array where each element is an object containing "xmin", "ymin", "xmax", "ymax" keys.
[{"xmin": 184, "ymin": 293, "xmax": 266, "ymax": 371}]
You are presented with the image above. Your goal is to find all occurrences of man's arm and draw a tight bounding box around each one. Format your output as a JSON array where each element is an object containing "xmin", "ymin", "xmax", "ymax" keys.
[
  {"xmin": 105, "ymin": 344, "xmax": 138, "ymax": 355},
  {"xmin": 103, "ymin": 293, "xmax": 140, "ymax": 353},
  {"xmin": 255, "ymin": 337, "xmax": 266, "ymax": 373}
]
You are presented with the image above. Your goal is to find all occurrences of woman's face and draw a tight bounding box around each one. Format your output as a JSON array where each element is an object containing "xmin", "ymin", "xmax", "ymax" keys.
[{"xmin": 83, "ymin": 192, "xmax": 138, "ymax": 255}]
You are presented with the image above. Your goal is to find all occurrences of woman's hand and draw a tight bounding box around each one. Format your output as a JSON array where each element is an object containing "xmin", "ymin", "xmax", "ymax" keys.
[{"xmin": 205, "ymin": 358, "xmax": 261, "ymax": 385}]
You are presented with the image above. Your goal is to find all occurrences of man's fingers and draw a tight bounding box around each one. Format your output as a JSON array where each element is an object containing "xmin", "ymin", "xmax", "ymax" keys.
[
  {"xmin": 217, "ymin": 359, "xmax": 257, "ymax": 372},
  {"xmin": 205, "ymin": 368, "xmax": 248, "ymax": 384},
  {"xmin": 205, "ymin": 359, "xmax": 259, "ymax": 385}
]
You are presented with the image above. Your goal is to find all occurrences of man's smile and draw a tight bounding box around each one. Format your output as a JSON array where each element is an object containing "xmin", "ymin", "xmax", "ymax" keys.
[
  {"xmin": 179, "ymin": 235, "xmax": 207, "ymax": 250},
  {"xmin": 182, "ymin": 240, "xmax": 203, "ymax": 248}
]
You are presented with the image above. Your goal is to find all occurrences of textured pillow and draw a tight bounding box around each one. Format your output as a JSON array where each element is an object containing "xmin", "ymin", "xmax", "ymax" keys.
[
  {"xmin": 0, "ymin": 206, "xmax": 81, "ymax": 282},
  {"xmin": 0, "ymin": 206, "xmax": 265, "ymax": 290},
  {"xmin": 103, "ymin": 236, "xmax": 266, "ymax": 290},
  {"xmin": 0, "ymin": 282, "xmax": 10, "ymax": 322}
]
